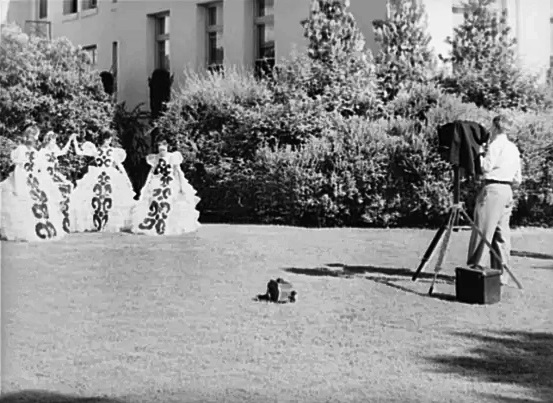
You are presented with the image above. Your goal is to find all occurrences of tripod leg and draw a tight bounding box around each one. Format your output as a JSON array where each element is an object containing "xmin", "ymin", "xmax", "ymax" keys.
[
  {"xmin": 412, "ymin": 221, "xmax": 447, "ymax": 281},
  {"xmin": 429, "ymin": 209, "xmax": 456, "ymax": 295},
  {"xmin": 460, "ymin": 209, "xmax": 523, "ymax": 290}
]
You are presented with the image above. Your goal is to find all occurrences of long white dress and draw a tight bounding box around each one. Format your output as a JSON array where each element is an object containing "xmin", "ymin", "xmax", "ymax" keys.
[
  {"xmin": 130, "ymin": 151, "xmax": 201, "ymax": 236},
  {"xmin": 70, "ymin": 142, "xmax": 136, "ymax": 232},
  {"xmin": 37, "ymin": 144, "xmax": 73, "ymax": 234},
  {"xmin": 0, "ymin": 145, "xmax": 65, "ymax": 242}
]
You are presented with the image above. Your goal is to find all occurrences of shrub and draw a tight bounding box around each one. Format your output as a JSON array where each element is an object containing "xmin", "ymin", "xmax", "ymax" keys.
[
  {"xmin": 0, "ymin": 24, "xmax": 114, "ymax": 183},
  {"xmin": 148, "ymin": 68, "xmax": 173, "ymax": 120},
  {"xmin": 100, "ymin": 71, "xmax": 115, "ymax": 95},
  {"xmin": 0, "ymin": 136, "xmax": 16, "ymax": 181},
  {"xmin": 113, "ymin": 102, "xmax": 152, "ymax": 196}
]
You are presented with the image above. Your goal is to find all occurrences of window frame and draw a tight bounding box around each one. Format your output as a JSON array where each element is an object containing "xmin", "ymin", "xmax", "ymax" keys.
[
  {"xmin": 82, "ymin": 44, "xmax": 97, "ymax": 66},
  {"xmin": 82, "ymin": 0, "xmax": 98, "ymax": 11},
  {"xmin": 154, "ymin": 12, "xmax": 170, "ymax": 71},
  {"xmin": 112, "ymin": 41, "xmax": 119, "ymax": 96},
  {"xmin": 254, "ymin": 0, "xmax": 275, "ymax": 77},
  {"xmin": 204, "ymin": 2, "xmax": 224, "ymax": 70}
]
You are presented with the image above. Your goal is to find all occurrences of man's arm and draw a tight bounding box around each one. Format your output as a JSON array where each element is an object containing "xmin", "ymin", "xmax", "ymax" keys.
[
  {"xmin": 512, "ymin": 151, "xmax": 523, "ymax": 187},
  {"xmin": 480, "ymin": 141, "xmax": 501, "ymax": 174}
]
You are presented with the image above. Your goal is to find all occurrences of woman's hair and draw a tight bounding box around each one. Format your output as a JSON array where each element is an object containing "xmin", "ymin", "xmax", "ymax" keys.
[
  {"xmin": 22, "ymin": 125, "xmax": 40, "ymax": 145},
  {"xmin": 157, "ymin": 139, "xmax": 169, "ymax": 151},
  {"xmin": 98, "ymin": 129, "xmax": 114, "ymax": 144}
]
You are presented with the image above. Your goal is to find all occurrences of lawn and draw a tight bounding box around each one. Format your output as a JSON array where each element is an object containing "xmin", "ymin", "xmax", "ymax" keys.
[{"xmin": 1, "ymin": 225, "xmax": 552, "ymax": 403}]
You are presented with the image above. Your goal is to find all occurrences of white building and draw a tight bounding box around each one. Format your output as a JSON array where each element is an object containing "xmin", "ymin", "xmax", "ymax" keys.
[{"xmin": 2, "ymin": 0, "xmax": 551, "ymax": 112}]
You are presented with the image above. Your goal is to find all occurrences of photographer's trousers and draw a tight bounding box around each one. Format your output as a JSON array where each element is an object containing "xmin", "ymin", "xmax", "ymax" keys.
[{"xmin": 467, "ymin": 183, "xmax": 514, "ymax": 273}]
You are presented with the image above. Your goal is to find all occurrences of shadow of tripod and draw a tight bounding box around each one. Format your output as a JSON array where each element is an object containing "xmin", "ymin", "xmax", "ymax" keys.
[{"xmin": 411, "ymin": 166, "xmax": 523, "ymax": 295}]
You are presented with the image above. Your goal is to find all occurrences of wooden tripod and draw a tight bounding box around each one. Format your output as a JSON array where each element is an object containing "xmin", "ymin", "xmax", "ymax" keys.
[{"xmin": 411, "ymin": 166, "xmax": 523, "ymax": 295}]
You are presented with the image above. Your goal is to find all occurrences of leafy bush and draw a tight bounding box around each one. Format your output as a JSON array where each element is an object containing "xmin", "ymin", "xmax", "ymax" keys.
[
  {"xmin": 113, "ymin": 102, "xmax": 152, "ymax": 196},
  {"xmin": 0, "ymin": 24, "xmax": 114, "ymax": 183},
  {"xmin": 149, "ymin": 68, "xmax": 173, "ymax": 120}
]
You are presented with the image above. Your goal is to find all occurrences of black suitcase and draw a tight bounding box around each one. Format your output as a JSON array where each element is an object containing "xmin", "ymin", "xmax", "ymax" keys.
[{"xmin": 455, "ymin": 266, "xmax": 501, "ymax": 305}]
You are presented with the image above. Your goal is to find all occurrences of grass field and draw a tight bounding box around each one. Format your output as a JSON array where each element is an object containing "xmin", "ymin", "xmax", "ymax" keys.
[{"xmin": 1, "ymin": 225, "xmax": 552, "ymax": 403}]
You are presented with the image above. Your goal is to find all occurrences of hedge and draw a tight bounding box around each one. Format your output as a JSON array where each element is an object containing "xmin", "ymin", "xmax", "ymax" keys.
[{"xmin": 156, "ymin": 72, "xmax": 553, "ymax": 228}]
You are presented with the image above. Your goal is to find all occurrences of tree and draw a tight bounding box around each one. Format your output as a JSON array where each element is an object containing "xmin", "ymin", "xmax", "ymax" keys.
[
  {"xmin": 0, "ymin": 24, "xmax": 114, "ymax": 181},
  {"xmin": 440, "ymin": 0, "xmax": 545, "ymax": 111},
  {"xmin": 302, "ymin": 0, "xmax": 365, "ymax": 66},
  {"xmin": 373, "ymin": 0, "xmax": 435, "ymax": 102},
  {"xmin": 296, "ymin": 0, "xmax": 381, "ymax": 118}
]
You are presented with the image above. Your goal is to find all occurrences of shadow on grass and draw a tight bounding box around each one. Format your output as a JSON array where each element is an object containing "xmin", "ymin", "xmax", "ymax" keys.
[
  {"xmin": 283, "ymin": 265, "xmax": 457, "ymax": 302},
  {"xmin": 426, "ymin": 330, "xmax": 553, "ymax": 402},
  {"xmin": 284, "ymin": 264, "xmax": 455, "ymax": 283},
  {"xmin": 0, "ymin": 390, "xmax": 125, "ymax": 403},
  {"xmin": 511, "ymin": 250, "xmax": 553, "ymax": 260}
]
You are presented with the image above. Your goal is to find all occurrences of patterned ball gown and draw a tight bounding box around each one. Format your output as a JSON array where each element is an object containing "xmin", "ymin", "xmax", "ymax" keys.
[
  {"xmin": 70, "ymin": 139, "xmax": 136, "ymax": 232},
  {"xmin": 37, "ymin": 133, "xmax": 75, "ymax": 234},
  {"xmin": 131, "ymin": 149, "xmax": 201, "ymax": 236},
  {"xmin": 0, "ymin": 144, "xmax": 65, "ymax": 242}
]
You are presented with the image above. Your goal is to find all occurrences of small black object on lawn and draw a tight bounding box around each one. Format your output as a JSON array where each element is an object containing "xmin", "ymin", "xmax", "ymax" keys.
[
  {"xmin": 256, "ymin": 278, "xmax": 297, "ymax": 303},
  {"xmin": 455, "ymin": 266, "xmax": 501, "ymax": 305}
]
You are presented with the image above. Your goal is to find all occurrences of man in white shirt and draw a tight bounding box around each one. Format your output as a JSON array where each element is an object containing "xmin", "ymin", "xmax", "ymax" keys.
[{"xmin": 467, "ymin": 115, "xmax": 522, "ymax": 285}]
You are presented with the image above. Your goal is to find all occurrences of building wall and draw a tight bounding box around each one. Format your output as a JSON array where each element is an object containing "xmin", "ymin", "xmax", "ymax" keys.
[{"xmin": 1, "ymin": 0, "xmax": 551, "ymax": 110}]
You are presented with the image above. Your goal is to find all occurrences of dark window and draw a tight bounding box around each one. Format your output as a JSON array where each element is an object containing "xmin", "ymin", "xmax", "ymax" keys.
[
  {"xmin": 112, "ymin": 41, "xmax": 119, "ymax": 95},
  {"xmin": 38, "ymin": 0, "xmax": 48, "ymax": 19},
  {"xmin": 63, "ymin": 0, "xmax": 78, "ymax": 14}
]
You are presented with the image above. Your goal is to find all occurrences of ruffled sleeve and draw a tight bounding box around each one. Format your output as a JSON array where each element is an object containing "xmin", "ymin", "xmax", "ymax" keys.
[
  {"xmin": 10, "ymin": 145, "xmax": 29, "ymax": 165},
  {"xmin": 51, "ymin": 144, "xmax": 62, "ymax": 158},
  {"xmin": 81, "ymin": 141, "xmax": 98, "ymax": 157},
  {"xmin": 170, "ymin": 151, "xmax": 184, "ymax": 166},
  {"xmin": 145, "ymin": 154, "xmax": 158, "ymax": 167},
  {"xmin": 112, "ymin": 147, "xmax": 127, "ymax": 164}
]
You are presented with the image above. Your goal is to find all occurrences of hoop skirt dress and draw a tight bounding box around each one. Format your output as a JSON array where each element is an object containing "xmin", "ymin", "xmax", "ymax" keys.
[
  {"xmin": 0, "ymin": 145, "xmax": 65, "ymax": 242},
  {"xmin": 130, "ymin": 151, "xmax": 200, "ymax": 236},
  {"xmin": 70, "ymin": 142, "xmax": 136, "ymax": 232},
  {"xmin": 38, "ymin": 145, "xmax": 73, "ymax": 234}
]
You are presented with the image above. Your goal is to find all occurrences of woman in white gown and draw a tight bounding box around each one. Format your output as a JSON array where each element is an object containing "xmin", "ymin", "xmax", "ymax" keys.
[
  {"xmin": 0, "ymin": 126, "xmax": 65, "ymax": 242},
  {"xmin": 70, "ymin": 130, "xmax": 136, "ymax": 232},
  {"xmin": 37, "ymin": 131, "xmax": 76, "ymax": 234},
  {"xmin": 130, "ymin": 140, "xmax": 200, "ymax": 235}
]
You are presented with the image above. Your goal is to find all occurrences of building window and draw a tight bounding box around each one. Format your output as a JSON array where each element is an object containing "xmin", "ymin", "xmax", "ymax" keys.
[
  {"xmin": 38, "ymin": 0, "xmax": 48, "ymax": 19},
  {"xmin": 63, "ymin": 0, "xmax": 78, "ymax": 14},
  {"xmin": 254, "ymin": 0, "xmax": 275, "ymax": 77},
  {"xmin": 205, "ymin": 2, "xmax": 224, "ymax": 72},
  {"xmin": 82, "ymin": 45, "xmax": 97, "ymax": 66},
  {"xmin": 112, "ymin": 41, "xmax": 119, "ymax": 95},
  {"xmin": 82, "ymin": 0, "xmax": 97, "ymax": 11},
  {"xmin": 154, "ymin": 13, "xmax": 170, "ymax": 71}
]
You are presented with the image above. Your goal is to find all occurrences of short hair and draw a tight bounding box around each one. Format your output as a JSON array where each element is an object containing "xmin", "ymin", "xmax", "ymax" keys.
[{"xmin": 492, "ymin": 114, "xmax": 511, "ymax": 133}]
